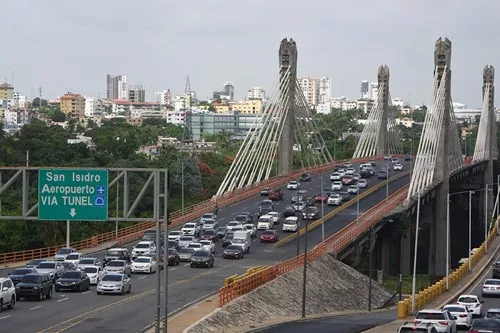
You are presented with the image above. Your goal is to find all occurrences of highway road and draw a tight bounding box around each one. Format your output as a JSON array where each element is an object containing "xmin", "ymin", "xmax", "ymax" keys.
[{"xmin": 0, "ymin": 160, "xmax": 412, "ymax": 332}]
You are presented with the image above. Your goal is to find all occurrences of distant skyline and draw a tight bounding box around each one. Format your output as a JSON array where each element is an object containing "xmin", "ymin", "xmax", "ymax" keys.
[{"xmin": 1, "ymin": 0, "xmax": 499, "ymax": 107}]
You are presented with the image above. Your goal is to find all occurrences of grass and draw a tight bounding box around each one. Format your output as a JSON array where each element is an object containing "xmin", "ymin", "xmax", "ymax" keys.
[{"xmin": 383, "ymin": 274, "xmax": 430, "ymax": 294}]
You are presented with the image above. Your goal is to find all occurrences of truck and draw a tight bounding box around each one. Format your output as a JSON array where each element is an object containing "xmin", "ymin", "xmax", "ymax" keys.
[{"xmin": 231, "ymin": 230, "xmax": 252, "ymax": 253}]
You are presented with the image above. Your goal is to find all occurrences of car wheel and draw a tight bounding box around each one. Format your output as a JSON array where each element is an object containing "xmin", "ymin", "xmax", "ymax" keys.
[
  {"xmin": 38, "ymin": 291, "xmax": 43, "ymax": 301},
  {"xmin": 55, "ymin": 287, "xmax": 60, "ymax": 292},
  {"xmin": 149, "ymin": 267, "xmax": 152, "ymax": 274},
  {"xmin": 8, "ymin": 295, "xmax": 15, "ymax": 309},
  {"xmin": 79, "ymin": 284, "xmax": 84, "ymax": 292},
  {"xmin": 97, "ymin": 291, "xmax": 102, "ymax": 295},
  {"xmin": 176, "ymin": 259, "xmax": 180, "ymax": 266},
  {"xmin": 46, "ymin": 288, "xmax": 52, "ymax": 299},
  {"xmin": 190, "ymin": 263, "xmax": 194, "ymax": 268},
  {"xmin": 0, "ymin": 299, "xmax": 3, "ymax": 312},
  {"xmin": 128, "ymin": 285, "xmax": 131, "ymax": 294},
  {"xmin": 121, "ymin": 287, "xmax": 125, "ymax": 295}
]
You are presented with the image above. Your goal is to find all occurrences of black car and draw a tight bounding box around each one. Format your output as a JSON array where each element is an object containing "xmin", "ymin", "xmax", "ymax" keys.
[
  {"xmin": 223, "ymin": 245, "xmax": 245, "ymax": 259},
  {"xmin": 55, "ymin": 270, "xmax": 90, "ymax": 292},
  {"xmin": 168, "ymin": 240, "xmax": 180, "ymax": 251},
  {"xmin": 168, "ymin": 249, "xmax": 180, "ymax": 266},
  {"xmin": 300, "ymin": 173, "xmax": 311, "ymax": 182},
  {"xmin": 16, "ymin": 273, "xmax": 53, "ymax": 301},
  {"xmin": 493, "ymin": 261, "xmax": 500, "ymax": 278},
  {"xmin": 190, "ymin": 251, "xmax": 215, "ymax": 268},
  {"xmin": 221, "ymin": 232, "xmax": 234, "ymax": 248},
  {"xmin": 26, "ymin": 258, "xmax": 47, "ymax": 269},
  {"xmin": 405, "ymin": 154, "xmax": 412, "ymax": 161},
  {"xmin": 259, "ymin": 200, "xmax": 274, "ymax": 216},
  {"xmin": 303, "ymin": 196, "xmax": 315, "ymax": 206},
  {"xmin": 8, "ymin": 268, "xmax": 37, "ymax": 285},
  {"xmin": 216, "ymin": 227, "xmax": 226, "ymax": 239},
  {"xmin": 339, "ymin": 192, "xmax": 350, "ymax": 202},
  {"xmin": 302, "ymin": 207, "xmax": 320, "ymax": 220},
  {"xmin": 360, "ymin": 169, "xmax": 374, "ymax": 178},
  {"xmin": 103, "ymin": 249, "xmax": 130, "ymax": 266},
  {"xmin": 234, "ymin": 214, "xmax": 252, "ymax": 224},
  {"xmin": 469, "ymin": 319, "xmax": 500, "ymax": 332},
  {"xmin": 282, "ymin": 205, "xmax": 296, "ymax": 217},
  {"xmin": 260, "ymin": 187, "xmax": 271, "ymax": 196},
  {"xmin": 377, "ymin": 171, "xmax": 389, "ymax": 179},
  {"xmin": 240, "ymin": 212, "xmax": 253, "ymax": 222}
]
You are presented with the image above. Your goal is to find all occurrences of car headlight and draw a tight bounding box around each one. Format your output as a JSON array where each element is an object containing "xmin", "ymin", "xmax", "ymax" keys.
[{"xmin": 33, "ymin": 287, "xmax": 38, "ymax": 290}]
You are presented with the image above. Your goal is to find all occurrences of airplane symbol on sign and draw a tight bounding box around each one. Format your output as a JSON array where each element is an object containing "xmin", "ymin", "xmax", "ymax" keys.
[{"xmin": 96, "ymin": 186, "xmax": 105, "ymax": 194}]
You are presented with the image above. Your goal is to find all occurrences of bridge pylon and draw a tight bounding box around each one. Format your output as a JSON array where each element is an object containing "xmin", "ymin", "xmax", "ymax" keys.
[{"xmin": 352, "ymin": 65, "xmax": 403, "ymax": 158}]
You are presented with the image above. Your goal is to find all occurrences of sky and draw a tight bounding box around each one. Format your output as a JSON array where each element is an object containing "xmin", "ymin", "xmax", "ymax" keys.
[{"xmin": 2, "ymin": 0, "xmax": 500, "ymax": 107}]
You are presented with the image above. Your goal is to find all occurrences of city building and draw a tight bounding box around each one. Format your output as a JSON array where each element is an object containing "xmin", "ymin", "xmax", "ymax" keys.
[
  {"xmin": 400, "ymin": 106, "xmax": 413, "ymax": 115},
  {"xmin": 231, "ymin": 99, "xmax": 262, "ymax": 114},
  {"xmin": 0, "ymin": 83, "xmax": 14, "ymax": 100},
  {"xmin": 453, "ymin": 102, "xmax": 481, "ymax": 122},
  {"xmin": 166, "ymin": 110, "xmax": 189, "ymax": 125},
  {"xmin": 84, "ymin": 98, "xmax": 103, "ymax": 117},
  {"xmin": 319, "ymin": 77, "xmax": 332, "ymax": 103},
  {"xmin": 155, "ymin": 89, "xmax": 172, "ymax": 106},
  {"xmin": 368, "ymin": 82, "xmax": 379, "ymax": 100},
  {"xmin": 332, "ymin": 96, "xmax": 348, "ymax": 109},
  {"xmin": 247, "ymin": 87, "xmax": 266, "ymax": 100},
  {"xmin": 128, "ymin": 85, "xmax": 146, "ymax": 103},
  {"xmin": 4, "ymin": 109, "xmax": 31, "ymax": 125},
  {"xmin": 111, "ymin": 99, "xmax": 161, "ymax": 116},
  {"xmin": 189, "ymin": 111, "xmax": 263, "ymax": 140},
  {"xmin": 360, "ymin": 81, "xmax": 369, "ymax": 99},
  {"xmin": 356, "ymin": 99, "xmax": 374, "ymax": 114},
  {"xmin": 106, "ymin": 74, "xmax": 127, "ymax": 100},
  {"xmin": 342, "ymin": 100, "xmax": 358, "ymax": 111},
  {"xmin": 316, "ymin": 101, "xmax": 332, "ymax": 114},
  {"xmin": 395, "ymin": 117, "xmax": 414, "ymax": 128},
  {"xmin": 298, "ymin": 77, "xmax": 320, "ymax": 107},
  {"xmin": 173, "ymin": 95, "xmax": 196, "ymax": 111},
  {"xmin": 12, "ymin": 92, "xmax": 26, "ymax": 108},
  {"xmin": 223, "ymin": 81, "xmax": 235, "ymax": 101},
  {"xmin": 392, "ymin": 97, "xmax": 405, "ymax": 108},
  {"xmin": 126, "ymin": 117, "xmax": 143, "ymax": 126},
  {"xmin": 60, "ymin": 93, "xmax": 85, "ymax": 118}
]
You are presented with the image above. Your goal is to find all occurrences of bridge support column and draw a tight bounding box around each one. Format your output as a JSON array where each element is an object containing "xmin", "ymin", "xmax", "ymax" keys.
[
  {"xmin": 400, "ymin": 232, "xmax": 411, "ymax": 275},
  {"xmin": 482, "ymin": 66, "xmax": 496, "ymax": 221}
]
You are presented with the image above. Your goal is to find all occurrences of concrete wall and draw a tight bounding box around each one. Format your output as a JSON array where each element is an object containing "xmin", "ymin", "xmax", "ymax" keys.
[{"xmin": 186, "ymin": 255, "xmax": 393, "ymax": 333}]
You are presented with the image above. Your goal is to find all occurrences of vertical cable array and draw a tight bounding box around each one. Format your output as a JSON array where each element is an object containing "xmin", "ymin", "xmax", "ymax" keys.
[{"xmin": 473, "ymin": 85, "xmax": 492, "ymax": 162}]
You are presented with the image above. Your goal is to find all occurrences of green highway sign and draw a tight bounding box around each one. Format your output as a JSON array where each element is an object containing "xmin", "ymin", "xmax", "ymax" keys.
[{"xmin": 38, "ymin": 169, "xmax": 109, "ymax": 221}]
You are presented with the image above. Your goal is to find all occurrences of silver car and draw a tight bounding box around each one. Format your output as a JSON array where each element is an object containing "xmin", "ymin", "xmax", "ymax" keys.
[
  {"xmin": 36, "ymin": 261, "xmax": 64, "ymax": 280},
  {"xmin": 178, "ymin": 248, "xmax": 196, "ymax": 262},
  {"xmin": 103, "ymin": 260, "xmax": 131, "ymax": 276},
  {"xmin": 178, "ymin": 236, "xmax": 196, "ymax": 248},
  {"xmin": 482, "ymin": 279, "xmax": 500, "ymax": 297},
  {"xmin": 96, "ymin": 274, "xmax": 131, "ymax": 295}
]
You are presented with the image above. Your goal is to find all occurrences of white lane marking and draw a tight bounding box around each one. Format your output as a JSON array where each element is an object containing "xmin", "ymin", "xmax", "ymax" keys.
[
  {"xmin": 138, "ymin": 276, "xmax": 147, "ymax": 280},
  {"xmin": 0, "ymin": 315, "xmax": 11, "ymax": 320},
  {"xmin": 57, "ymin": 297, "xmax": 69, "ymax": 302},
  {"xmin": 59, "ymin": 294, "xmax": 66, "ymax": 297},
  {"xmin": 30, "ymin": 306, "xmax": 42, "ymax": 310},
  {"xmin": 252, "ymin": 239, "xmax": 257, "ymax": 243},
  {"xmin": 169, "ymin": 268, "xmax": 176, "ymax": 271},
  {"xmin": 183, "ymin": 263, "xmax": 190, "ymax": 267},
  {"xmin": 81, "ymin": 291, "xmax": 92, "ymax": 295}
]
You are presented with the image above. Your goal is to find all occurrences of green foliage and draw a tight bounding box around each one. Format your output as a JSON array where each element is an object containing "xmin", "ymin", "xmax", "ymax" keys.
[{"xmin": 32, "ymin": 97, "xmax": 48, "ymax": 107}]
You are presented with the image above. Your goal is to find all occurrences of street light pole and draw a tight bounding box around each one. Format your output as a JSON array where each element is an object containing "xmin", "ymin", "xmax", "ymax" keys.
[
  {"xmin": 356, "ymin": 189, "xmax": 360, "ymax": 224},
  {"xmin": 469, "ymin": 190, "xmax": 472, "ymax": 272},
  {"xmin": 446, "ymin": 192, "xmax": 450, "ymax": 290},
  {"xmin": 301, "ymin": 205, "xmax": 309, "ymax": 318},
  {"xmin": 116, "ymin": 180, "xmax": 119, "ymax": 238},
  {"xmin": 368, "ymin": 227, "xmax": 373, "ymax": 312},
  {"xmin": 411, "ymin": 192, "xmax": 421, "ymax": 313},
  {"xmin": 485, "ymin": 184, "xmax": 488, "ymax": 253},
  {"xmin": 321, "ymin": 174, "xmax": 325, "ymax": 241}
]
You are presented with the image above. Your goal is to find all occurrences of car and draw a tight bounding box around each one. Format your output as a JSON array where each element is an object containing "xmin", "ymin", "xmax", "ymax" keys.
[
  {"xmin": 282, "ymin": 205, "xmax": 297, "ymax": 217},
  {"xmin": 221, "ymin": 232, "xmax": 234, "ymax": 248},
  {"xmin": 55, "ymin": 270, "xmax": 90, "ymax": 292},
  {"xmin": 300, "ymin": 173, "xmax": 312, "ymax": 182},
  {"xmin": 103, "ymin": 248, "xmax": 130, "ymax": 267},
  {"xmin": 339, "ymin": 192, "xmax": 350, "ymax": 202},
  {"xmin": 216, "ymin": 227, "xmax": 226, "ymax": 239},
  {"xmin": 82, "ymin": 266, "xmax": 103, "ymax": 285},
  {"xmin": 8, "ymin": 268, "xmax": 37, "ymax": 286},
  {"xmin": 352, "ymin": 173, "xmax": 361, "ymax": 181},
  {"xmin": 260, "ymin": 187, "xmax": 271, "ymax": 196},
  {"xmin": 268, "ymin": 188, "xmax": 285, "ymax": 201},
  {"xmin": 286, "ymin": 181, "xmax": 300, "ymax": 190},
  {"xmin": 360, "ymin": 169, "xmax": 374, "ymax": 178},
  {"xmin": 36, "ymin": 261, "xmax": 64, "ymax": 280},
  {"xmin": 327, "ymin": 194, "xmax": 341, "ymax": 206},
  {"xmin": 384, "ymin": 154, "xmax": 392, "ymax": 160},
  {"xmin": 186, "ymin": 242, "xmax": 203, "ymax": 252},
  {"xmin": 482, "ymin": 279, "xmax": 500, "ymax": 297},
  {"xmin": 414, "ymin": 309, "xmax": 457, "ymax": 333},
  {"xmin": 260, "ymin": 229, "xmax": 279, "ymax": 242},
  {"xmin": 337, "ymin": 169, "xmax": 346, "ymax": 177},
  {"xmin": 78, "ymin": 257, "xmax": 101, "ymax": 269},
  {"xmin": 397, "ymin": 321, "xmax": 438, "ymax": 333},
  {"xmin": 331, "ymin": 181, "xmax": 343, "ymax": 191},
  {"xmin": 259, "ymin": 200, "xmax": 274, "ymax": 216},
  {"xmin": 61, "ymin": 261, "xmax": 79, "ymax": 272},
  {"xmin": 378, "ymin": 171, "xmax": 389, "ymax": 179},
  {"xmin": 347, "ymin": 185, "xmax": 359, "ymax": 194},
  {"xmin": 167, "ymin": 249, "xmax": 180, "ymax": 266},
  {"xmin": 0, "ymin": 278, "xmax": 16, "ymax": 310},
  {"xmin": 345, "ymin": 168, "xmax": 355, "ymax": 175},
  {"xmin": 244, "ymin": 224, "xmax": 257, "ymax": 237},
  {"xmin": 54, "ymin": 247, "xmax": 77, "ymax": 262},
  {"xmin": 282, "ymin": 216, "xmax": 299, "ymax": 232},
  {"xmin": 293, "ymin": 201, "xmax": 307, "ymax": 212},
  {"xmin": 239, "ymin": 212, "xmax": 253, "ymax": 222},
  {"xmin": 131, "ymin": 241, "xmax": 156, "ymax": 259},
  {"xmin": 457, "ymin": 294, "xmax": 483, "ymax": 317},
  {"xmin": 15, "ymin": 273, "xmax": 53, "ymax": 301},
  {"xmin": 330, "ymin": 172, "xmax": 341, "ymax": 181},
  {"xmin": 223, "ymin": 245, "xmax": 245, "ymax": 259},
  {"xmin": 131, "ymin": 256, "xmax": 157, "ymax": 274},
  {"xmin": 442, "ymin": 304, "xmax": 472, "ymax": 329},
  {"xmin": 493, "ymin": 261, "xmax": 500, "ymax": 278},
  {"xmin": 485, "ymin": 308, "xmax": 500, "ymax": 319},
  {"xmin": 167, "ymin": 230, "xmax": 183, "ymax": 241},
  {"xmin": 26, "ymin": 259, "xmax": 47, "ymax": 269},
  {"xmin": 168, "ymin": 240, "xmax": 180, "ymax": 251},
  {"xmin": 360, "ymin": 163, "xmax": 372, "ymax": 170},
  {"xmin": 234, "ymin": 214, "xmax": 252, "ymax": 224},
  {"xmin": 181, "ymin": 223, "xmax": 200, "ymax": 237},
  {"xmin": 199, "ymin": 240, "xmax": 216, "ymax": 253},
  {"xmin": 267, "ymin": 211, "xmax": 280, "ymax": 224},
  {"xmin": 302, "ymin": 206, "xmax": 320, "ymax": 220},
  {"xmin": 469, "ymin": 319, "xmax": 500, "ymax": 332},
  {"xmin": 178, "ymin": 247, "xmax": 196, "ymax": 261},
  {"xmin": 391, "ymin": 157, "xmax": 400, "ymax": 164},
  {"xmin": 103, "ymin": 260, "xmax": 131, "ymax": 276},
  {"xmin": 200, "ymin": 213, "xmax": 217, "ymax": 223},
  {"xmin": 178, "ymin": 236, "xmax": 196, "ymax": 248},
  {"xmin": 64, "ymin": 253, "xmax": 83, "ymax": 265},
  {"xmin": 343, "ymin": 161, "xmax": 353, "ymax": 168},
  {"xmin": 405, "ymin": 154, "xmax": 412, "ymax": 161},
  {"xmin": 394, "ymin": 163, "xmax": 403, "ymax": 171},
  {"xmin": 257, "ymin": 215, "xmax": 274, "ymax": 230},
  {"xmin": 200, "ymin": 229, "xmax": 218, "ymax": 242},
  {"xmin": 201, "ymin": 219, "xmax": 219, "ymax": 231},
  {"xmin": 368, "ymin": 160, "xmax": 376, "ymax": 166},
  {"xmin": 314, "ymin": 193, "xmax": 329, "ymax": 203},
  {"xmin": 97, "ymin": 274, "xmax": 131, "ymax": 295},
  {"xmin": 190, "ymin": 250, "xmax": 215, "ymax": 268},
  {"xmin": 141, "ymin": 229, "xmax": 158, "ymax": 242},
  {"xmin": 341, "ymin": 176, "xmax": 355, "ymax": 185},
  {"xmin": 291, "ymin": 193, "xmax": 304, "ymax": 203},
  {"xmin": 226, "ymin": 220, "xmax": 243, "ymax": 231},
  {"xmin": 357, "ymin": 179, "xmax": 368, "ymax": 188}
]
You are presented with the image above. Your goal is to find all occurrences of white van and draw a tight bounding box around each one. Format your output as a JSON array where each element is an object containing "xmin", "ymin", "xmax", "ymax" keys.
[
  {"xmin": 282, "ymin": 216, "xmax": 299, "ymax": 232},
  {"xmin": 232, "ymin": 230, "xmax": 252, "ymax": 253}
]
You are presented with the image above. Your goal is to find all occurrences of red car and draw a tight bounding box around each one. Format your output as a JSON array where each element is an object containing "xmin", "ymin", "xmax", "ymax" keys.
[
  {"xmin": 341, "ymin": 176, "xmax": 354, "ymax": 185},
  {"xmin": 268, "ymin": 188, "xmax": 284, "ymax": 201},
  {"xmin": 260, "ymin": 229, "xmax": 279, "ymax": 243},
  {"xmin": 200, "ymin": 230, "xmax": 218, "ymax": 242},
  {"xmin": 314, "ymin": 193, "xmax": 329, "ymax": 203}
]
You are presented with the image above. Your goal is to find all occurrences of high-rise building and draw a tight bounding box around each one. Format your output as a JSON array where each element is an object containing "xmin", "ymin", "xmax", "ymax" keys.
[
  {"xmin": 360, "ymin": 81, "xmax": 369, "ymax": 99},
  {"xmin": 298, "ymin": 77, "xmax": 330, "ymax": 106},
  {"xmin": 223, "ymin": 81, "xmax": 234, "ymax": 101},
  {"xmin": 368, "ymin": 82, "xmax": 379, "ymax": 100},
  {"xmin": 319, "ymin": 77, "xmax": 331, "ymax": 103},
  {"xmin": 106, "ymin": 74, "xmax": 127, "ymax": 100},
  {"xmin": 246, "ymin": 87, "xmax": 266, "ymax": 100},
  {"xmin": 0, "ymin": 83, "xmax": 14, "ymax": 100},
  {"xmin": 128, "ymin": 85, "xmax": 146, "ymax": 103},
  {"xmin": 84, "ymin": 98, "xmax": 103, "ymax": 117},
  {"xmin": 155, "ymin": 89, "xmax": 172, "ymax": 106},
  {"xmin": 60, "ymin": 93, "xmax": 85, "ymax": 118}
]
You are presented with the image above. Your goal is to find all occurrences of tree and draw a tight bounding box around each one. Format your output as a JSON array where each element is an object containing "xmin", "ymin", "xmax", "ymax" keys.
[
  {"xmin": 51, "ymin": 111, "xmax": 66, "ymax": 122},
  {"xmin": 208, "ymin": 105, "xmax": 216, "ymax": 112},
  {"xmin": 32, "ymin": 97, "xmax": 48, "ymax": 107}
]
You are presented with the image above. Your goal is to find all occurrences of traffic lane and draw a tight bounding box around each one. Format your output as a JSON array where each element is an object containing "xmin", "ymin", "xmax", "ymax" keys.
[
  {"xmin": 462, "ymin": 256, "xmax": 500, "ymax": 315},
  {"xmin": 257, "ymin": 309, "xmax": 396, "ymax": 333}
]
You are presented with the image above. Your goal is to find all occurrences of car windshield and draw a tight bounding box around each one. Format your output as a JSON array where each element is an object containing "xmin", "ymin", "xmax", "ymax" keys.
[
  {"xmin": 245, "ymin": 225, "xmax": 253, "ymax": 230},
  {"xmin": 61, "ymin": 271, "xmax": 81, "ymax": 279},
  {"xmin": 284, "ymin": 220, "xmax": 297, "ymax": 225},
  {"xmin": 260, "ymin": 202, "xmax": 272, "ymax": 207},
  {"xmin": 101, "ymin": 275, "xmax": 123, "ymax": 282},
  {"xmin": 66, "ymin": 254, "xmax": 80, "ymax": 260},
  {"xmin": 486, "ymin": 311, "xmax": 500, "ymax": 319},
  {"xmin": 184, "ymin": 224, "xmax": 195, "ymax": 228},
  {"xmin": 22, "ymin": 274, "xmax": 40, "ymax": 283},
  {"xmin": 458, "ymin": 296, "xmax": 477, "ymax": 303},
  {"xmin": 187, "ymin": 244, "xmax": 201, "ymax": 248},
  {"xmin": 289, "ymin": 181, "xmax": 297, "ymax": 184},
  {"xmin": 57, "ymin": 248, "xmax": 72, "ymax": 254},
  {"xmin": 399, "ymin": 329, "xmax": 428, "ymax": 333},
  {"xmin": 179, "ymin": 237, "xmax": 193, "ymax": 241},
  {"xmin": 259, "ymin": 218, "xmax": 271, "ymax": 222},
  {"xmin": 416, "ymin": 312, "xmax": 445, "ymax": 320},
  {"xmin": 201, "ymin": 214, "xmax": 212, "ymax": 219},
  {"xmin": 107, "ymin": 261, "xmax": 124, "ymax": 267},
  {"xmin": 235, "ymin": 216, "xmax": 246, "ymax": 221},
  {"xmin": 169, "ymin": 231, "xmax": 181, "ymax": 235},
  {"xmin": 134, "ymin": 258, "xmax": 151, "ymax": 263},
  {"xmin": 224, "ymin": 233, "xmax": 234, "ymax": 239},
  {"xmin": 107, "ymin": 251, "xmax": 124, "ymax": 256},
  {"xmin": 61, "ymin": 262, "xmax": 74, "ymax": 269},
  {"xmin": 228, "ymin": 222, "xmax": 239, "ymax": 226},
  {"xmin": 218, "ymin": 227, "xmax": 226, "ymax": 231},
  {"xmin": 193, "ymin": 251, "xmax": 210, "ymax": 257},
  {"xmin": 28, "ymin": 259, "xmax": 45, "ymax": 265},
  {"xmin": 200, "ymin": 241, "xmax": 211, "ymax": 245},
  {"xmin": 178, "ymin": 248, "xmax": 195, "ymax": 254},
  {"xmin": 485, "ymin": 280, "xmax": 500, "ymax": 285},
  {"xmin": 473, "ymin": 320, "xmax": 500, "ymax": 329},
  {"xmin": 262, "ymin": 230, "xmax": 275, "ymax": 235},
  {"xmin": 11, "ymin": 268, "xmax": 33, "ymax": 275},
  {"xmin": 204, "ymin": 220, "xmax": 215, "ymax": 224},
  {"xmin": 79, "ymin": 259, "xmax": 95, "ymax": 265},
  {"xmin": 37, "ymin": 262, "xmax": 55, "ymax": 269},
  {"xmin": 444, "ymin": 306, "xmax": 465, "ymax": 312},
  {"xmin": 84, "ymin": 267, "xmax": 98, "ymax": 274},
  {"xmin": 203, "ymin": 230, "xmax": 216, "ymax": 235},
  {"xmin": 136, "ymin": 243, "xmax": 150, "ymax": 249}
]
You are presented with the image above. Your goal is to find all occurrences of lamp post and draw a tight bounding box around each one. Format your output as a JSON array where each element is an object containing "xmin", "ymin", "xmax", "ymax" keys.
[
  {"xmin": 469, "ymin": 190, "xmax": 472, "ymax": 271},
  {"xmin": 368, "ymin": 227, "xmax": 374, "ymax": 311},
  {"xmin": 301, "ymin": 204, "xmax": 309, "ymax": 318},
  {"xmin": 321, "ymin": 174, "xmax": 325, "ymax": 241},
  {"xmin": 411, "ymin": 191, "xmax": 421, "ymax": 313}
]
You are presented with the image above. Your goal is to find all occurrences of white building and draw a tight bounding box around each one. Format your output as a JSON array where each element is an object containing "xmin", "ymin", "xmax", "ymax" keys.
[
  {"xmin": 369, "ymin": 82, "xmax": 379, "ymax": 100},
  {"xmin": 453, "ymin": 103, "xmax": 482, "ymax": 122},
  {"xmin": 331, "ymin": 96, "xmax": 348, "ymax": 109},
  {"xmin": 111, "ymin": 99, "xmax": 161, "ymax": 115},
  {"xmin": 356, "ymin": 99, "xmax": 374, "ymax": 114},
  {"xmin": 84, "ymin": 98, "xmax": 103, "ymax": 117},
  {"xmin": 298, "ymin": 77, "xmax": 319, "ymax": 107},
  {"xmin": 166, "ymin": 110, "xmax": 189, "ymax": 125},
  {"xmin": 174, "ymin": 95, "xmax": 189, "ymax": 111},
  {"xmin": 316, "ymin": 101, "xmax": 332, "ymax": 114},
  {"xmin": 360, "ymin": 81, "xmax": 370, "ymax": 99},
  {"xmin": 155, "ymin": 89, "xmax": 172, "ymax": 106},
  {"xmin": 4, "ymin": 109, "xmax": 18, "ymax": 124},
  {"xmin": 106, "ymin": 74, "xmax": 127, "ymax": 100},
  {"xmin": 318, "ymin": 77, "xmax": 332, "ymax": 103},
  {"xmin": 342, "ymin": 100, "xmax": 358, "ymax": 111},
  {"xmin": 392, "ymin": 97, "xmax": 405, "ymax": 108},
  {"xmin": 11, "ymin": 92, "xmax": 26, "ymax": 108},
  {"xmin": 246, "ymin": 87, "xmax": 266, "ymax": 100}
]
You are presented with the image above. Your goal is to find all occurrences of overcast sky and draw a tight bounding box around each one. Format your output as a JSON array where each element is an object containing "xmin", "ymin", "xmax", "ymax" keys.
[{"xmin": 2, "ymin": 0, "xmax": 499, "ymax": 107}]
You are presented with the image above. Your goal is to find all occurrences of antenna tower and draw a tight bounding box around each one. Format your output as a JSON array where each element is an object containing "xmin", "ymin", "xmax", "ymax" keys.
[{"xmin": 184, "ymin": 75, "xmax": 192, "ymax": 95}]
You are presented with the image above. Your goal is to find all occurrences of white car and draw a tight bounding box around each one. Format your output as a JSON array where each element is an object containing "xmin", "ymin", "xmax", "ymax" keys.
[
  {"xmin": 482, "ymin": 279, "xmax": 500, "ymax": 297},
  {"xmin": 282, "ymin": 216, "xmax": 299, "ymax": 232},
  {"xmin": 168, "ymin": 230, "xmax": 182, "ymax": 241},
  {"xmin": 330, "ymin": 172, "xmax": 341, "ymax": 181},
  {"xmin": 267, "ymin": 212, "xmax": 280, "ymax": 225},
  {"xmin": 345, "ymin": 168, "xmax": 355, "ymax": 175},
  {"xmin": 337, "ymin": 169, "xmax": 346, "ymax": 177},
  {"xmin": 357, "ymin": 179, "xmax": 368, "ymax": 188},
  {"xmin": 178, "ymin": 236, "xmax": 196, "ymax": 248},
  {"xmin": 226, "ymin": 221, "xmax": 243, "ymax": 231},
  {"xmin": 131, "ymin": 256, "xmax": 157, "ymax": 274},
  {"xmin": 327, "ymin": 194, "xmax": 341, "ymax": 206},
  {"xmin": 131, "ymin": 241, "xmax": 156, "ymax": 258},
  {"xmin": 82, "ymin": 266, "xmax": 104, "ymax": 285},
  {"xmin": 181, "ymin": 223, "xmax": 200, "ymax": 236},
  {"xmin": 287, "ymin": 181, "xmax": 300, "ymax": 190},
  {"xmin": 331, "ymin": 181, "xmax": 342, "ymax": 191},
  {"xmin": 200, "ymin": 213, "xmax": 217, "ymax": 223},
  {"xmin": 347, "ymin": 185, "xmax": 359, "ymax": 194},
  {"xmin": 0, "ymin": 278, "xmax": 16, "ymax": 311},
  {"xmin": 202, "ymin": 219, "xmax": 218, "ymax": 231},
  {"xmin": 443, "ymin": 304, "xmax": 472, "ymax": 329},
  {"xmin": 186, "ymin": 242, "xmax": 203, "ymax": 252},
  {"xmin": 243, "ymin": 224, "xmax": 257, "ymax": 237},
  {"xmin": 394, "ymin": 163, "xmax": 403, "ymax": 171},
  {"xmin": 414, "ymin": 309, "xmax": 457, "ymax": 333},
  {"xmin": 199, "ymin": 240, "xmax": 215, "ymax": 253},
  {"xmin": 257, "ymin": 215, "xmax": 273, "ymax": 230},
  {"xmin": 457, "ymin": 294, "xmax": 483, "ymax": 317},
  {"xmin": 64, "ymin": 253, "xmax": 83, "ymax": 265}
]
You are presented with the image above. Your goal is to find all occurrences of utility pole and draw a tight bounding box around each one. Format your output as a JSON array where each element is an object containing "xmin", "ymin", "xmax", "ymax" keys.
[{"xmin": 301, "ymin": 204, "xmax": 309, "ymax": 318}]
